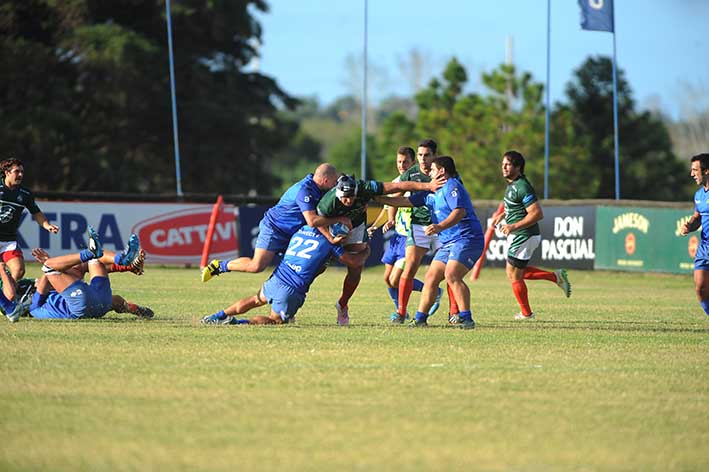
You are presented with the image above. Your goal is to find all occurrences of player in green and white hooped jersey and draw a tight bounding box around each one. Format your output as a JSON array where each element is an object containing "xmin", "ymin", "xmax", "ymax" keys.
[
  {"xmin": 491, "ymin": 151, "xmax": 571, "ymax": 321},
  {"xmin": 317, "ymin": 173, "xmax": 444, "ymax": 325}
]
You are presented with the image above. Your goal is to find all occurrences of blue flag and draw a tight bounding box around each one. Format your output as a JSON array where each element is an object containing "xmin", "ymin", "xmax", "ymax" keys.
[{"xmin": 578, "ymin": 0, "xmax": 614, "ymax": 32}]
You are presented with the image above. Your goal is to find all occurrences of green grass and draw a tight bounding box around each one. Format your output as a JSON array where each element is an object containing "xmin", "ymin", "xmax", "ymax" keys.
[{"xmin": 1, "ymin": 265, "xmax": 707, "ymax": 471}]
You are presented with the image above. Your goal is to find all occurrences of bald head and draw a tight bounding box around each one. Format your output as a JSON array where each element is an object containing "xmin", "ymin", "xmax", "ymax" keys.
[{"xmin": 313, "ymin": 163, "xmax": 339, "ymax": 191}]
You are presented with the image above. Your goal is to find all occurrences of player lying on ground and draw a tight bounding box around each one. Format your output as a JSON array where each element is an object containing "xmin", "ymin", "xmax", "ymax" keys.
[
  {"xmin": 201, "ymin": 225, "xmax": 369, "ymax": 325},
  {"xmin": 19, "ymin": 226, "xmax": 151, "ymax": 321}
]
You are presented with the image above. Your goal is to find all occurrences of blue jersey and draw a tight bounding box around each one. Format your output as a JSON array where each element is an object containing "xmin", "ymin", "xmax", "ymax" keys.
[
  {"xmin": 409, "ymin": 177, "xmax": 483, "ymax": 245},
  {"xmin": 694, "ymin": 186, "xmax": 709, "ymax": 259},
  {"xmin": 262, "ymin": 174, "xmax": 323, "ymax": 237},
  {"xmin": 271, "ymin": 226, "xmax": 344, "ymax": 295}
]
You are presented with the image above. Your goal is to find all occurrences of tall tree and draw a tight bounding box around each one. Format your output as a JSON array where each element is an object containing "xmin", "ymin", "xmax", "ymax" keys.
[
  {"xmin": 562, "ymin": 56, "xmax": 687, "ymax": 200},
  {"xmin": 0, "ymin": 0, "xmax": 298, "ymax": 194}
]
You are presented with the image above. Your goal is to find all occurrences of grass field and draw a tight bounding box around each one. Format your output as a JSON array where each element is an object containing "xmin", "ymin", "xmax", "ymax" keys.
[{"xmin": 1, "ymin": 264, "xmax": 707, "ymax": 471}]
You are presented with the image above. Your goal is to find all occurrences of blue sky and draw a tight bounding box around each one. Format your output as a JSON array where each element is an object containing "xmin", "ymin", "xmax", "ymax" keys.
[{"xmin": 253, "ymin": 0, "xmax": 708, "ymax": 120}]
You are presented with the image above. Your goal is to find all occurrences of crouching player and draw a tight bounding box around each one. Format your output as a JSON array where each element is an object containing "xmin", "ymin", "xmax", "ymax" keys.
[
  {"xmin": 28, "ymin": 226, "xmax": 149, "ymax": 320},
  {"xmin": 201, "ymin": 225, "xmax": 370, "ymax": 325}
]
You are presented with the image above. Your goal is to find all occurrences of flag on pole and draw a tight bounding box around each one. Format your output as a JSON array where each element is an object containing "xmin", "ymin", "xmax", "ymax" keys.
[{"xmin": 578, "ymin": 0, "xmax": 614, "ymax": 32}]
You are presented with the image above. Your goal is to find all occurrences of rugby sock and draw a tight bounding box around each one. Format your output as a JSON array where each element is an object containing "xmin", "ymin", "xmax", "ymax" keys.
[
  {"xmin": 458, "ymin": 310, "xmax": 473, "ymax": 322},
  {"xmin": 523, "ymin": 266, "xmax": 557, "ymax": 282},
  {"xmin": 79, "ymin": 249, "xmax": 96, "ymax": 262},
  {"xmin": 213, "ymin": 310, "xmax": 227, "ymax": 320},
  {"xmin": 413, "ymin": 279, "xmax": 424, "ymax": 292},
  {"xmin": 511, "ymin": 280, "xmax": 533, "ymax": 316},
  {"xmin": 700, "ymin": 300, "xmax": 709, "ymax": 315},
  {"xmin": 388, "ymin": 287, "xmax": 399, "ymax": 308},
  {"xmin": 447, "ymin": 284, "xmax": 459, "ymax": 315},
  {"xmin": 414, "ymin": 311, "xmax": 428, "ymax": 323},
  {"xmin": 338, "ymin": 277, "xmax": 359, "ymax": 308},
  {"xmin": 397, "ymin": 277, "xmax": 414, "ymax": 316},
  {"xmin": 234, "ymin": 318, "xmax": 250, "ymax": 324},
  {"xmin": 219, "ymin": 260, "xmax": 231, "ymax": 273}
]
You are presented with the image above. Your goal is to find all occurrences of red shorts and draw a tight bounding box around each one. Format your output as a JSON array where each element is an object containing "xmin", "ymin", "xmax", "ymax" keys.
[{"xmin": 0, "ymin": 241, "xmax": 23, "ymax": 263}]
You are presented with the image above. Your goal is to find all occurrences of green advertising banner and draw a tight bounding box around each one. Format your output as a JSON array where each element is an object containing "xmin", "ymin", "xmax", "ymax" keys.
[{"xmin": 595, "ymin": 206, "xmax": 696, "ymax": 274}]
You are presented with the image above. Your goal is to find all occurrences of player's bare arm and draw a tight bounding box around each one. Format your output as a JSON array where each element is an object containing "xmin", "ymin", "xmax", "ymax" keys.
[
  {"xmin": 373, "ymin": 195, "xmax": 413, "ymax": 208},
  {"xmin": 33, "ymin": 212, "xmax": 59, "ymax": 233},
  {"xmin": 302, "ymin": 210, "xmax": 352, "ymax": 230},
  {"xmin": 681, "ymin": 211, "xmax": 702, "ymax": 235},
  {"xmin": 500, "ymin": 202, "xmax": 544, "ymax": 236},
  {"xmin": 424, "ymin": 208, "xmax": 466, "ymax": 236}
]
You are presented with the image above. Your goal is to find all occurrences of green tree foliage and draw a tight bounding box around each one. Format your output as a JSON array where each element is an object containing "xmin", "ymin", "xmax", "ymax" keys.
[
  {"xmin": 561, "ymin": 56, "xmax": 687, "ymax": 200},
  {"xmin": 0, "ymin": 0, "xmax": 298, "ymax": 194}
]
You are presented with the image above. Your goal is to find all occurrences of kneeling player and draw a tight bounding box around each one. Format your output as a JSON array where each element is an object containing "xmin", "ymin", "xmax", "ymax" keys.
[{"xmin": 200, "ymin": 225, "xmax": 370, "ymax": 325}]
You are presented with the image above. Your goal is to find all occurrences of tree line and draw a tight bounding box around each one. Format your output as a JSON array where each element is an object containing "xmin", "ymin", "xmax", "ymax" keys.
[{"xmin": 0, "ymin": 1, "xmax": 695, "ymax": 201}]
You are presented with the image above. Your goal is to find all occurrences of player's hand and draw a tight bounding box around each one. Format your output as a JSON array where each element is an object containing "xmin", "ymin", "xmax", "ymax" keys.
[
  {"xmin": 429, "ymin": 173, "xmax": 447, "ymax": 191},
  {"xmin": 332, "ymin": 234, "xmax": 347, "ymax": 245},
  {"xmin": 680, "ymin": 223, "xmax": 689, "ymax": 236},
  {"xmin": 31, "ymin": 248, "xmax": 50, "ymax": 263},
  {"xmin": 44, "ymin": 223, "xmax": 60, "ymax": 234},
  {"xmin": 366, "ymin": 226, "xmax": 377, "ymax": 238},
  {"xmin": 382, "ymin": 220, "xmax": 395, "ymax": 233},
  {"xmin": 424, "ymin": 224, "xmax": 441, "ymax": 236},
  {"xmin": 498, "ymin": 224, "xmax": 512, "ymax": 236}
]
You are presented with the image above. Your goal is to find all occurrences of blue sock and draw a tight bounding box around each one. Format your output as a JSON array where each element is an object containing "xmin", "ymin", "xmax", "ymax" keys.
[
  {"xmin": 388, "ymin": 287, "xmax": 399, "ymax": 308},
  {"xmin": 219, "ymin": 260, "xmax": 231, "ymax": 273},
  {"xmin": 415, "ymin": 311, "xmax": 428, "ymax": 323},
  {"xmin": 213, "ymin": 310, "xmax": 227, "ymax": 320},
  {"xmin": 700, "ymin": 300, "xmax": 709, "ymax": 315},
  {"xmin": 234, "ymin": 318, "xmax": 250, "ymax": 324},
  {"xmin": 79, "ymin": 249, "xmax": 95, "ymax": 262},
  {"xmin": 413, "ymin": 279, "xmax": 424, "ymax": 292},
  {"xmin": 458, "ymin": 310, "xmax": 472, "ymax": 322}
]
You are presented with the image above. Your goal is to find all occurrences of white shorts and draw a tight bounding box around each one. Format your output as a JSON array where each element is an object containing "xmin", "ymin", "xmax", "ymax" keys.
[
  {"xmin": 506, "ymin": 234, "xmax": 541, "ymax": 261},
  {"xmin": 407, "ymin": 224, "xmax": 441, "ymax": 251}
]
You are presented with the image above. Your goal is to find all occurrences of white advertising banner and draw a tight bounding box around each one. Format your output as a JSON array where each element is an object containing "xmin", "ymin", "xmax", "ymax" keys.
[{"xmin": 18, "ymin": 201, "xmax": 239, "ymax": 265}]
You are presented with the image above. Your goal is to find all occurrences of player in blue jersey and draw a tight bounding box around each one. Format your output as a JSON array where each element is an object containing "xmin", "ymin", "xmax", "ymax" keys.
[
  {"xmin": 200, "ymin": 225, "xmax": 370, "ymax": 325},
  {"xmin": 201, "ymin": 163, "xmax": 349, "ymax": 282},
  {"xmin": 681, "ymin": 153, "xmax": 709, "ymax": 316},
  {"xmin": 377, "ymin": 156, "xmax": 485, "ymax": 329},
  {"xmin": 25, "ymin": 226, "xmax": 147, "ymax": 320},
  {"xmin": 0, "ymin": 158, "xmax": 60, "ymax": 280}
]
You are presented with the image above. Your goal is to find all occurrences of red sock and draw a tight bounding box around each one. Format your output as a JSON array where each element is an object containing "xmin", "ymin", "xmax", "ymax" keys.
[
  {"xmin": 523, "ymin": 266, "xmax": 556, "ymax": 282},
  {"xmin": 397, "ymin": 277, "xmax": 414, "ymax": 316},
  {"xmin": 338, "ymin": 277, "xmax": 360, "ymax": 308},
  {"xmin": 447, "ymin": 284, "xmax": 459, "ymax": 315},
  {"xmin": 511, "ymin": 280, "xmax": 533, "ymax": 316},
  {"xmin": 110, "ymin": 263, "xmax": 131, "ymax": 273}
]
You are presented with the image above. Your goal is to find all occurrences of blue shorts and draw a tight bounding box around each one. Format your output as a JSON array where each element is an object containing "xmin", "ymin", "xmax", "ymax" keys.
[
  {"xmin": 262, "ymin": 276, "xmax": 305, "ymax": 322},
  {"xmin": 696, "ymin": 241, "xmax": 709, "ymax": 270},
  {"xmin": 30, "ymin": 277, "xmax": 113, "ymax": 319},
  {"xmin": 434, "ymin": 238, "xmax": 484, "ymax": 270},
  {"xmin": 255, "ymin": 220, "xmax": 292, "ymax": 253},
  {"xmin": 381, "ymin": 233, "xmax": 406, "ymax": 265}
]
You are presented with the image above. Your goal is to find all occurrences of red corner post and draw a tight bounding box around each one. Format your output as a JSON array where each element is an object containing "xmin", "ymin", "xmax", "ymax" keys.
[
  {"xmin": 201, "ymin": 195, "xmax": 224, "ymax": 269},
  {"xmin": 470, "ymin": 202, "xmax": 505, "ymax": 281}
]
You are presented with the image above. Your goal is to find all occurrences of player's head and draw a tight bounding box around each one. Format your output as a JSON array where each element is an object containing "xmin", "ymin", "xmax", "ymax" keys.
[
  {"xmin": 396, "ymin": 146, "xmax": 415, "ymax": 175},
  {"xmin": 417, "ymin": 139, "xmax": 437, "ymax": 175},
  {"xmin": 502, "ymin": 150, "xmax": 525, "ymax": 181},
  {"xmin": 1, "ymin": 157, "xmax": 24, "ymax": 187},
  {"xmin": 432, "ymin": 156, "xmax": 458, "ymax": 179},
  {"xmin": 335, "ymin": 174, "xmax": 358, "ymax": 207},
  {"xmin": 690, "ymin": 153, "xmax": 709, "ymax": 186},
  {"xmin": 314, "ymin": 163, "xmax": 339, "ymax": 191}
]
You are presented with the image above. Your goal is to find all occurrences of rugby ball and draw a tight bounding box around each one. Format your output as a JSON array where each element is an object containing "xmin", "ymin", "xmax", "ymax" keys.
[{"xmin": 329, "ymin": 222, "xmax": 350, "ymax": 238}]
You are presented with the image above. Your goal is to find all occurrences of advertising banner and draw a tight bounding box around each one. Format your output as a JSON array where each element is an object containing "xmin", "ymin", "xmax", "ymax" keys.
[
  {"xmin": 595, "ymin": 206, "xmax": 695, "ymax": 274},
  {"xmin": 483, "ymin": 206, "xmax": 596, "ymax": 270},
  {"xmin": 20, "ymin": 201, "xmax": 238, "ymax": 265}
]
